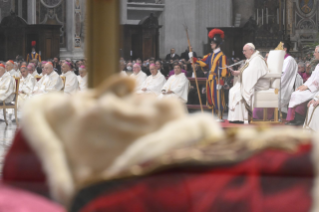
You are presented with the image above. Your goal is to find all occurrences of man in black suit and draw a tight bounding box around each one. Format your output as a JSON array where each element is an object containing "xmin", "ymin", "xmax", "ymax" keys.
[{"xmin": 165, "ymin": 48, "xmax": 180, "ymax": 61}]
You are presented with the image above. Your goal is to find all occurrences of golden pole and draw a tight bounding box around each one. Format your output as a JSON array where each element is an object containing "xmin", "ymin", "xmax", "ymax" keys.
[
  {"xmin": 185, "ymin": 28, "xmax": 203, "ymax": 113},
  {"xmin": 86, "ymin": 0, "xmax": 119, "ymax": 88}
]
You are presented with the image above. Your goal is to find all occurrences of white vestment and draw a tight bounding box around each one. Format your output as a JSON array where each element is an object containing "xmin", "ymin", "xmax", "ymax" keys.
[
  {"xmin": 159, "ymin": 72, "xmax": 189, "ymax": 103},
  {"xmin": 138, "ymin": 71, "xmax": 166, "ymax": 95},
  {"xmin": 62, "ymin": 71, "xmax": 79, "ymax": 94},
  {"xmin": 295, "ymin": 74, "xmax": 303, "ymax": 90},
  {"xmin": 33, "ymin": 71, "xmax": 63, "ymax": 94},
  {"xmin": 31, "ymin": 71, "xmax": 39, "ymax": 77},
  {"xmin": 8, "ymin": 69, "xmax": 21, "ymax": 78},
  {"xmin": 228, "ymin": 51, "xmax": 270, "ymax": 122},
  {"xmin": 18, "ymin": 74, "xmax": 36, "ymax": 108},
  {"xmin": 78, "ymin": 75, "xmax": 88, "ymax": 91},
  {"xmin": 120, "ymin": 71, "xmax": 127, "ymax": 76},
  {"xmin": 0, "ymin": 72, "xmax": 16, "ymax": 103},
  {"xmin": 304, "ymin": 91, "xmax": 319, "ymax": 131},
  {"xmin": 280, "ymin": 55, "xmax": 299, "ymax": 113},
  {"xmin": 288, "ymin": 64, "xmax": 319, "ymax": 108},
  {"xmin": 130, "ymin": 71, "xmax": 147, "ymax": 91}
]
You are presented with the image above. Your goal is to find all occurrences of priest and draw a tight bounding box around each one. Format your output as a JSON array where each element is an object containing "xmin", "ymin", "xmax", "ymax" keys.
[
  {"xmin": 61, "ymin": 61, "xmax": 79, "ymax": 94},
  {"xmin": 130, "ymin": 63, "xmax": 147, "ymax": 91},
  {"xmin": 27, "ymin": 63, "xmax": 39, "ymax": 77},
  {"xmin": 78, "ymin": 65, "xmax": 88, "ymax": 91},
  {"xmin": 286, "ymin": 46, "xmax": 319, "ymax": 126},
  {"xmin": 159, "ymin": 63, "xmax": 189, "ymax": 103},
  {"xmin": 228, "ymin": 43, "xmax": 270, "ymax": 124},
  {"xmin": 17, "ymin": 65, "xmax": 36, "ymax": 109},
  {"xmin": 5, "ymin": 60, "xmax": 20, "ymax": 78},
  {"xmin": 280, "ymin": 42, "xmax": 299, "ymax": 114},
  {"xmin": 304, "ymin": 91, "xmax": 319, "ymax": 131},
  {"xmin": 0, "ymin": 64, "xmax": 16, "ymax": 104},
  {"xmin": 32, "ymin": 62, "xmax": 63, "ymax": 95},
  {"xmin": 138, "ymin": 63, "xmax": 166, "ymax": 95}
]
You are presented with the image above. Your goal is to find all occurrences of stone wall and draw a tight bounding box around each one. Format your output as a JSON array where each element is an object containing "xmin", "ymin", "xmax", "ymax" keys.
[
  {"xmin": 159, "ymin": 0, "xmax": 232, "ymax": 58},
  {"xmin": 232, "ymin": 0, "xmax": 255, "ymax": 27},
  {"xmin": 0, "ymin": 0, "xmax": 12, "ymax": 22}
]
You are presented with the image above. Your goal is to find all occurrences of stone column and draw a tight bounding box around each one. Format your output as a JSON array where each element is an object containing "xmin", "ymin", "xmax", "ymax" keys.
[
  {"xmin": 120, "ymin": 0, "xmax": 127, "ymax": 24},
  {"xmin": 27, "ymin": 0, "xmax": 36, "ymax": 24},
  {"xmin": 66, "ymin": 0, "xmax": 75, "ymax": 53}
]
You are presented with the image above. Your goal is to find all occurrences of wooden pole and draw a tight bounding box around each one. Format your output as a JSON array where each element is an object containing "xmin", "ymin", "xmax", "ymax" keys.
[
  {"xmin": 86, "ymin": 0, "xmax": 119, "ymax": 88},
  {"xmin": 185, "ymin": 28, "xmax": 203, "ymax": 112}
]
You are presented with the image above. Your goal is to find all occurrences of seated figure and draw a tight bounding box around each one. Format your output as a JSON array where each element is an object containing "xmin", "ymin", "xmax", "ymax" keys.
[
  {"xmin": 304, "ymin": 91, "xmax": 319, "ymax": 131},
  {"xmin": 78, "ymin": 65, "xmax": 88, "ymax": 91},
  {"xmin": 18, "ymin": 65, "xmax": 36, "ymax": 108},
  {"xmin": 228, "ymin": 43, "xmax": 270, "ymax": 124},
  {"xmin": 129, "ymin": 63, "xmax": 147, "ymax": 91},
  {"xmin": 159, "ymin": 63, "xmax": 189, "ymax": 103},
  {"xmin": 138, "ymin": 63, "xmax": 166, "ymax": 95},
  {"xmin": 286, "ymin": 46, "xmax": 319, "ymax": 126},
  {"xmin": 61, "ymin": 61, "xmax": 79, "ymax": 94},
  {"xmin": 0, "ymin": 64, "xmax": 16, "ymax": 104},
  {"xmin": 32, "ymin": 62, "xmax": 63, "ymax": 95}
]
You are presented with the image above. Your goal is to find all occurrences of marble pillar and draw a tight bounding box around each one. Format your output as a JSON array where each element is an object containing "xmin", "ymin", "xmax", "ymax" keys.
[
  {"xmin": 60, "ymin": 0, "xmax": 85, "ymax": 60},
  {"xmin": 27, "ymin": 0, "xmax": 36, "ymax": 24},
  {"xmin": 160, "ymin": 0, "xmax": 232, "ymax": 58}
]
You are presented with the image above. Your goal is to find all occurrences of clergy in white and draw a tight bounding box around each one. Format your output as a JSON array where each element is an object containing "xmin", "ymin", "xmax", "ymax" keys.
[
  {"xmin": 159, "ymin": 63, "xmax": 189, "ymax": 103},
  {"xmin": 17, "ymin": 66, "xmax": 36, "ymax": 108},
  {"xmin": 0, "ymin": 64, "xmax": 16, "ymax": 104},
  {"xmin": 61, "ymin": 62, "xmax": 79, "ymax": 94},
  {"xmin": 78, "ymin": 65, "xmax": 88, "ymax": 91},
  {"xmin": 304, "ymin": 91, "xmax": 319, "ymax": 131},
  {"xmin": 138, "ymin": 63, "xmax": 166, "ymax": 95},
  {"xmin": 130, "ymin": 63, "xmax": 147, "ymax": 91},
  {"xmin": 286, "ymin": 46, "xmax": 319, "ymax": 125},
  {"xmin": 14, "ymin": 62, "xmax": 22, "ymax": 78},
  {"xmin": 280, "ymin": 45, "xmax": 299, "ymax": 113},
  {"xmin": 27, "ymin": 63, "xmax": 39, "ymax": 77},
  {"xmin": 228, "ymin": 43, "xmax": 270, "ymax": 123},
  {"xmin": 5, "ymin": 60, "xmax": 20, "ymax": 78},
  {"xmin": 32, "ymin": 62, "xmax": 63, "ymax": 95}
]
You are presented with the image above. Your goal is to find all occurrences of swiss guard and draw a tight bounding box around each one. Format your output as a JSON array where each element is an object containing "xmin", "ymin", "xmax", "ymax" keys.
[
  {"xmin": 26, "ymin": 41, "xmax": 41, "ymax": 63},
  {"xmin": 190, "ymin": 29, "xmax": 227, "ymax": 116}
]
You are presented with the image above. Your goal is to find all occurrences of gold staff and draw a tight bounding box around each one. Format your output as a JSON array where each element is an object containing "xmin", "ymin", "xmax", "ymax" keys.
[{"xmin": 184, "ymin": 27, "xmax": 203, "ymax": 112}]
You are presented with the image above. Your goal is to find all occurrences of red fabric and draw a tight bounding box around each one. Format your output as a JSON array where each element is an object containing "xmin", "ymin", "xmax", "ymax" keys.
[
  {"xmin": 75, "ymin": 144, "xmax": 313, "ymax": 212},
  {"xmin": 8, "ymin": 60, "xmax": 14, "ymax": 65},
  {"xmin": 31, "ymin": 41, "xmax": 36, "ymax": 47},
  {"xmin": 0, "ymin": 64, "xmax": 5, "ymax": 68},
  {"xmin": 0, "ymin": 184, "xmax": 65, "ymax": 212},
  {"xmin": 2, "ymin": 130, "xmax": 48, "ymax": 196},
  {"xmin": 208, "ymin": 29, "xmax": 225, "ymax": 39}
]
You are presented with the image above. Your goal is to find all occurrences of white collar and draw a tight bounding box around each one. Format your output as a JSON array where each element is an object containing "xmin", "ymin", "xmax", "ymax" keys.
[{"xmin": 214, "ymin": 48, "xmax": 221, "ymax": 54}]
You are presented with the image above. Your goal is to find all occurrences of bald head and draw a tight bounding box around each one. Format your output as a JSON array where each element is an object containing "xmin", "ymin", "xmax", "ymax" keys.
[
  {"xmin": 5, "ymin": 61, "xmax": 13, "ymax": 71},
  {"xmin": 149, "ymin": 63, "xmax": 157, "ymax": 76},
  {"xmin": 44, "ymin": 62, "xmax": 54, "ymax": 75},
  {"xmin": 133, "ymin": 63, "xmax": 141, "ymax": 74}
]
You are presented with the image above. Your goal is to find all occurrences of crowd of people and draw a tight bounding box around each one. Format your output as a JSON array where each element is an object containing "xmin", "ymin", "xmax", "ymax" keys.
[
  {"xmin": 118, "ymin": 29, "xmax": 319, "ymax": 131},
  {"xmin": 0, "ymin": 57, "xmax": 88, "ymax": 120}
]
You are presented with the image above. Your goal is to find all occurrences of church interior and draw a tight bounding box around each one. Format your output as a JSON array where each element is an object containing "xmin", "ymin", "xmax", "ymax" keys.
[{"xmin": 0, "ymin": 0, "xmax": 319, "ymax": 212}]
